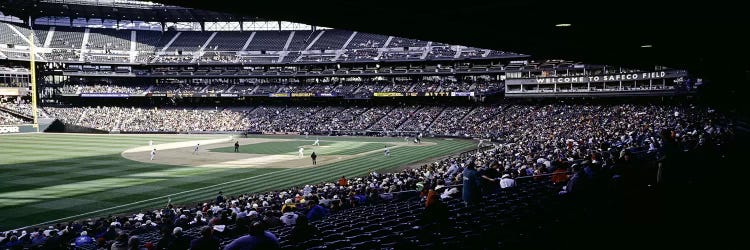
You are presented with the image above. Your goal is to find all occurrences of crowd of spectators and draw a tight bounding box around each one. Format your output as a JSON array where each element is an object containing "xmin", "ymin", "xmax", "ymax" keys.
[
  {"xmin": 50, "ymin": 80, "xmax": 502, "ymax": 97},
  {"xmin": 3, "ymin": 101, "xmax": 733, "ymax": 249},
  {"xmin": 427, "ymin": 106, "xmax": 473, "ymax": 136},
  {"xmin": 39, "ymin": 104, "xmax": 733, "ymax": 145},
  {"xmin": 0, "ymin": 110, "xmax": 25, "ymax": 125},
  {"xmin": 398, "ymin": 106, "xmax": 444, "ymax": 132},
  {"xmin": 0, "ymin": 100, "xmax": 40, "ymax": 118},
  {"xmin": 43, "ymin": 107, "xmax": 248, "ymax": 132},
  {"xmin": 367, "ymin": 106, "xmax": 416, "ymax": 131},
  {"xmin": 311, "ymin": 106, "xmax": 369, "ymax": 132},
  {"xmin": 59, "ymin": 84, "xmax": 148, "ymax": 94},
  {"xmin": 472, "ymin": 80, "xmax": 504, "ymax": 93}
]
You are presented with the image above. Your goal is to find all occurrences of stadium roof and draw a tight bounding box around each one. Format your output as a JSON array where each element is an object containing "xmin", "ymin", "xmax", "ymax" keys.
[
  {"xmin": 0, "ymin": 0, "xmax": 262, "ymax": 22},
  {"xmin": 149, "ymin": 0, "xmax": 748, "ymax": 102}
]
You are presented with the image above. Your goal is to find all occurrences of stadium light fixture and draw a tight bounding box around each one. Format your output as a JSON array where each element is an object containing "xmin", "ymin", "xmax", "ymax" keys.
[
  {"xmin": 555, "ymin": 23, "xmax": 572, "ymax": 27},
  {"xmin": 641, "ymin": 44, "xmax": 653, "ymax": 48}
]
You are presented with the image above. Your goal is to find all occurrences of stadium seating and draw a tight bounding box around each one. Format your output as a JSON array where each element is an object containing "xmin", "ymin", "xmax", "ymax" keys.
[
  {"xmin": 345, "ymin": 32, "xmax": 389, "ymax": 49},
  {"xmin": 87, "ymin": 28, "xmax": 131, "ymax": 51},
  {"xmin": 206, "ymin": 32, "xmax": 252, "ymax": 51},
  {"xmin": 427, "ymin": 46, "xmax": 457, "ymax": 59},
  {"xmin": 0, "ymin": 23, "xmax": 30, "ymax": 46},
  {"xmin": 308, "ymin": 30, "xmax": 352, "ymax": 51},
  {"xmin": 4, "ymin": 100, "xmax": 734, "ymax": 250},
  {"xmin": 48, "ymin": 26, "xmax": 85, "ymax": 49},
  {"xmin": 246, "ymin": 31, "xmax": 291, "ymax": 51},
  {"xmin": 0, "ymin": 21, "xmax": 522, "ymax": 64},
  {"xmin": 387, "ymin": 37, "xmax": 428, "ymax": 48}
]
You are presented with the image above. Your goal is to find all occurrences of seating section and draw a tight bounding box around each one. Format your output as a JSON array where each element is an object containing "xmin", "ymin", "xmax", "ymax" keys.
[
  {"xmin": 10, "ymin": 24, "xmax": 44, "ymax": 47},
  {"xmin": 380, "ymin": 50, "xmax": 424, "ymax": 61},
  {"xmin": 430, "ymin": 106, "xmax": 474, "ymax": 136},
  {"xmin": 340, "ymin": 49, "xmax": 378, "ymax": 61},
  {"xmin": 2, "ymin": 51, "xmax": 30, "ymax": 60},
  {"xmin": 59, "ymin": 84, "xmax": 148, "ymax": 94},
  {"xmin": 206, "ymin": 32, "xmax": 251, "ymax": 51},
  {"xmin": 87, "ymin": 28, "xmax": 131, "ymax": 51},
  {"xmin": 135, "ymin": 30, "xmax": 161, "ymax": 53},
  {"xmin": 309, "ymin": 30, "xmax": 352, "ymax": 50},
  {"xmin": 168, "ymin": 31, "xmax": 213, "ymax": 52},
  {"xmin": 0, "ymin": 23, "xmax": 29, "ymax": 46},
  {"xmin": 33, "ymin": 27, "xmax": 49, "ymax": 45},
  {"xmin": 427, "ymin": 46, "xmax": 457, "ymax": 59},
  {"xmin": 154, "ymin": 31, "xmax": 180, "ymax": 52},
  {"xmin": 49, "ymin": 27, "xmax": 84, "ymax": 49},
  {"xmin": 387, "ymin": 37, "xmax": 428, "ymax": 48},
  {"xmin": 346, "ymin": 32, "xmax": 389, "ymax": 49},
  {"xmin": 45, "ymin": 48, "xmax": 80, "ymax": 62},
  {"xmin": 0, "ymin": 22, "xmax": 513, "ymax": 64},
  {"xmin": 0, "ymin": 109, "xmax": 26, "ymax": 125},
  {"xmin": 43, "ymin": 103, "xmax": 721, "ymax": 140},
  {"xmin": 368, "ymin": 106, "xmax": 417, "ymax": 131},
  {"xmin": 286, "ymin": 30, "xmax": 321, "ymax": 51},
  {"xmin": 398, "ymin": 106, "xmax": 444, "ymax": 132},
  {"xmin": 246, "ymin": 31, "xmax": 290, "ymax": 51},
  {"xmin": 0, "ymin": 101, "xmax": 36, "ymax": 123},
  {"xmin": 272, "ymin": 179, "xmax": 556, "ymax": 249}
]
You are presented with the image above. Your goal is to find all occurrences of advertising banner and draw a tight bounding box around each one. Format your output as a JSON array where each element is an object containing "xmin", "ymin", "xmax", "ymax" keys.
[
  {"xmin": 506, "ymin": 70, "xmax": 687, "ymax": 85},
  {"xmin": 80, "ymin": 93, "xmax": 130, "ymax": 97}
]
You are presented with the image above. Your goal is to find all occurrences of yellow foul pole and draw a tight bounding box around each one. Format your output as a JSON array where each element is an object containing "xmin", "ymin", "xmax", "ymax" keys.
[{"xmin": 29, "ymin": 29, "xmax": 39, "ymax": 132}]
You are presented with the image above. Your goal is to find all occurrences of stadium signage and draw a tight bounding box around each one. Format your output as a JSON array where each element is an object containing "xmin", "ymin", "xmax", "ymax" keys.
[
  {"xmin": 0, "ymin": 126, "xmax": 20, "ymax": 133},
  {"xmin": 0, "ymin": 87, "xmax": 20, "ymax": 96},
  {"xmin": 149, "ymin": 93, "xmax": 167, "ymax": 97},
  {"xmin": 80, "ymin": 93, "xmax": 130, "ymax": 97},
  {"xmin": 291, "ymin": 93, "xmax": 315, "ymax": 97},
  {"xmin": 373, "ymin": 92, "xmax": 404, "ymax": 97},
  {"xmin": 535, "ymin": 72, "xmax": 666, "ymax": 84},
  {"xmin": 420, "ymin": 92, "xmax": 450, "ymax": 97},
  {"xmin": 507, "ymin": 70, "xmax": 686, "ymax": 85},
  {"xmin": 220, "ymin": 93, "xmax": 238, "ymax": 97},
  {"xmin": 269, "ymin": 93, "xmax": 290, "ymax": 97},
  {"xmin": 316, "ymin": 93, "xmax": 337, "ymax": 97},
  {"xmin": 451, "ymin": 92, "xmax": 475, "ymax": 97}
]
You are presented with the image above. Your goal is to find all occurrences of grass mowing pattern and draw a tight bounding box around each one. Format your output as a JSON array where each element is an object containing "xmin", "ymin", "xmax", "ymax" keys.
[{"xmin": 0, "ymin": 134, "xmax": 474, "ymax": 230}]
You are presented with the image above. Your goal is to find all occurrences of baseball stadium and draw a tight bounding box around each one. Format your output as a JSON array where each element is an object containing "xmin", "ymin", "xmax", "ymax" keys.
[{"xmin": 0, "ymin": 0, "xmax": 744, "ymax": 249}]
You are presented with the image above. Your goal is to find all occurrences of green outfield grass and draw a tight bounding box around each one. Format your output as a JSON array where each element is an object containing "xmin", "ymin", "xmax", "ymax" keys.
[{"xmin": 0, "ymin": 133, "xmax": 475, "ymax": 230}]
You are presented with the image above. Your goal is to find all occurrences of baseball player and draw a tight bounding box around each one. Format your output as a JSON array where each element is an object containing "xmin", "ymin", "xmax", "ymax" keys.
[
  {"xmin": 193, "ymin": 143, "xmax": 200, "ymax": 155},
  {"xmin": 384, "ymin": 146, "xmax": 390, "ymax": 157},
  {"xmin": 312, "ymin": 137, "xmax": 320, "ymax": 146},
  {"xmin": 149, "ymin": 140, "xmax": 153, "ymax": 147},
  {"xmin": 298, "ymin": 147, "xmax": 304, "ymax": 158},
  {"xmin": 150, "ymin": 148, "xmax": 156, "ymax": 160}
]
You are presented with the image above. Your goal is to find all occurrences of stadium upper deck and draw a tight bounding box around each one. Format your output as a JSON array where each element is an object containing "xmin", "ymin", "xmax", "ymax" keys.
[
  {"xmin": 0, "ymin": 21, "xmax": 525, "ymax": 65},
  {"xmin": 0, "ymin": 0, "xmax": 692, "ymax": 98}
]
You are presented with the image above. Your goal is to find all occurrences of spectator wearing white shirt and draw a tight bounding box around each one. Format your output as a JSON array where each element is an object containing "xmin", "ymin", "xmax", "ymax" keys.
[{"xmin": 499, "ymin": 174, "xmax": 516, "ymax": 189}]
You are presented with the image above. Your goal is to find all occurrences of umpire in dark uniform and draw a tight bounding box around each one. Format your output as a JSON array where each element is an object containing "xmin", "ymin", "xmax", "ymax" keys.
[
  {"xmin": 311, "ymin": 152, "xmax": 317, "ymax": 165},
  {"xmin": 234, "ymin": 141, "xmax": 240, "ymax": 152}
]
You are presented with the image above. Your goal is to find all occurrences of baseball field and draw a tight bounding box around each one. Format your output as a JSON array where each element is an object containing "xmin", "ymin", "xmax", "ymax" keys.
[{"xmin": 0, "ymin": 133, "xmax": 475, "ymax": 230}]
